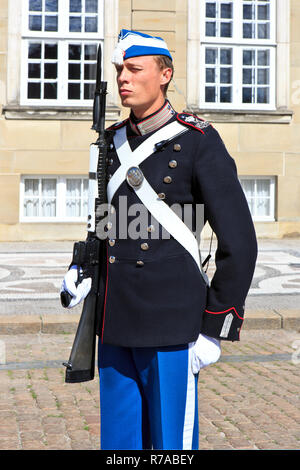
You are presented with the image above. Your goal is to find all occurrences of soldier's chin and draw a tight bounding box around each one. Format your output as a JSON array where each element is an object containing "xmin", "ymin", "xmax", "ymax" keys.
[{"xmin": 120, "ymin": 95, "xmax": 135, "ymax": 107}]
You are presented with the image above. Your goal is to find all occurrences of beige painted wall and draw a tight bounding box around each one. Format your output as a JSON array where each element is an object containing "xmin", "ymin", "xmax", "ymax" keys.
[{"xmin": 0, "ymin": 0, "xmax": 299, "ymax": 240}]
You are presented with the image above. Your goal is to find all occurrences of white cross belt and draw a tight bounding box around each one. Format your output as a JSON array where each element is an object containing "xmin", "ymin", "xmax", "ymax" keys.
[{"xmin": 108, "ymin": 121, "xmax": 207, "ymax": 282}]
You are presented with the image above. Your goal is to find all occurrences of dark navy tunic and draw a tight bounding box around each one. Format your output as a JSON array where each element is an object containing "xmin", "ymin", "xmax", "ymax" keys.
[{"xmin": 95, "ymin": 109, "xmax": 258, "ymax": 347}]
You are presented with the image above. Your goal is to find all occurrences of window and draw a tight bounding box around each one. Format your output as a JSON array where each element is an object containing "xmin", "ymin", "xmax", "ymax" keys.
[
  {"xmin": 21, "ymin": 176, "xmax": 88, "ymax": 221},
  {"xmin": 199, "ymin": 0, "xmax": 276, "ymax": 110},
  {"xmin": 20, "ymin": 0, "xmax": 104, "ymax": 105},
  {"xmin": 239, "ymin": 176, "xmax": 275, "ymax": 221}
]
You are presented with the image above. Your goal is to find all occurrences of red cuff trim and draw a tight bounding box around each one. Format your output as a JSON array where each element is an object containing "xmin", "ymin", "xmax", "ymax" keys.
[{"xmin": 205, "ymin": 306, "xmax": 243, "ymax": 320}]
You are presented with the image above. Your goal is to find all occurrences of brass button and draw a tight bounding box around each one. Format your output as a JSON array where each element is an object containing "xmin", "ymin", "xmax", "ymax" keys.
[
  {"xmin": 108, "ymin": 158, "xmax": 113, "ymax": 166},
  {"xmin": 109, "ymin": 239, "xmax": 115, "ymax": 247},
  {"xmin": 157, "ymin": 192, "xmax": 166, "ymax": 200},
  {"xmin": 169, "ymin": 160, "xmax": 177, "ymax": 168},
  {"xmin": 147, "ymin": 225, "xmax": 155, "ymax": 233},
  {"xmin": 173, "ymin": 144, "xmax": 181, "ymax": 152},
  {"xmin": 109, "ymin": 255, "xmax": 116, "ymax": 263},
  {"xmin": 163, "ymin": 176, "xmax": 172, "ymax": 184},
  {"xmin": 136, "ymin": 260, "xmax": 144, "ymax": 267},
  {"xmin": 141, "ymin": 242, "xmax": 149, "ymax": 250},
  {"xmin": 106, "ymin": 221, "xmax": 113, "ymax": 230}
]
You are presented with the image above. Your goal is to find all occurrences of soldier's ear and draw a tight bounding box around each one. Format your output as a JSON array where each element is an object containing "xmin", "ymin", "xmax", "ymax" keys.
[{"xmin": 160, "ymin": 67, "xmax": 172, "ymax": 86}]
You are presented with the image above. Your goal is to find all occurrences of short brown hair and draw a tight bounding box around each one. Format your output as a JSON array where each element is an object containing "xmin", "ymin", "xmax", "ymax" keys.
[{"xmin": 153, "ymin": 55, "xmax": 174, "ymax": 96}]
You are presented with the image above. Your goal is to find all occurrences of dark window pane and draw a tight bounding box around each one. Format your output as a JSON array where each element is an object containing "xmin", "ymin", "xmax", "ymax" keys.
[
  {"xmin": 205, "ymin": 86, "xmax": 216, "ymax": 102},
  {"xmin": 86, "ymin": 0, "xmax": 98, "ymax": 13},
  {"xmin": 45, "ymin": 15, "xmax": 58, "ymax": 31},
  {"xmin": 68, "ymin": 83, "xmax": 81, "ymax": 99},
  {"xmin": 258, "ymin": 23, "xmax": 269, "ymax": 39},
  {"xmin": 28, "ymin": 43, "xmax": 41, "ymax": 59},
  {"xmin": 257, "ymin": 68, "xmax": 269, "ymax": 85},
  {"xmin": 45, "ymin": 43, "xmax": 57, "ymax": 59},
  {"xmin": 205, "ymin": 48, "xmax": 217, "ymax": 64},
  {"xmin": 220, "ymin": 49, "xmax": 232, "ymax": 64},
  {"xmin": 28, "ymin": 63, "xmax": 41, "ymax": 78},
  {"xmin": 44, "ymin": 63, "xmax": 57, "ymax": 79},
  {"xmin": 28, "ymin": 82, "xmax": 41, "ymax": 99},
  {"xmin": 220, "ymin": 87, "xmax": 231, "ymax": 102},
  {"xmin": 221, "ymin": 3, "xmax": 232, "ymax": 18},
  {"xmin": 258, "ymin": 50, "xmax": 269, "ymax": 66},
  {"xmin": 69, "ymin": 63, "xmax": 81, "ymax": 79},
  {"xmin": 84, "ymin": 63, "xmax": 97, "ymax": 80},
  {"xmin": 69, "ymin": 16, "xmax": 82, "ymax": 32},
  {"xmin": 29, "ymin": 0, "xmax": 42, "ymax": 11},
  {"xmin": 243, "ymin": 87, "xmax": 252, "ymax": 103},
  {"xmin": 257, "ymin": 87, "xmax": 269, "ymax": 103},
  {"xmin": 206, "ymin": 68, "xmax": 215, "ymax": 83},
  {"xmin": 220, "ymin": 68, "xmax": 231, "ymax": 84},
  {"xmin": 206, "ymin": 2, "xmax": 216, "ymax": 18},
  {"xmin": 243, "ymin": 68, "xmax": 253, "ymax": 84},
  {"xmin": 84, "ymin": 83, "xmax": 95, "ymax": 99},
  {"xmin": 220, "ymin": 22, "xmax": 232, "ymax": 37},
  {"xmin": 84, "ymin": 44, "xmax": 97, "ymax": 60},
  {"xmin": 29, "ymin": 15, "xmax": 42, "ymax": 31},
  {"xmin": 85, "ymin": 16, "xmax": 97, "ymax": 32},
  {"xmin": 258, "ymin": 5, "xmax": 269, "ymax": 20},
  {"xmin": 70, "ymin": 0, "xmax": 82, "ymax": 12},
  {"xmin": 243, "ymin": 50, "xmax": 254, "ymax": 65},
  {"xmin": 243, "ymin": 23, "xmax": 253, "ymax": 38},
  {"xmin": 45, "ymin": 0, "xmax": 58, "ymax": 11},
  {"xmin": 44, "ymin": 82, "xmax": 57, "ymax": 99},
  {"xmin": 69, "ymin": 44, "xmax": 81, "ymax": 60},
  {"xmin": 243, "ymin": 5, "xmax": 252, "ymax": 19},
  {"xmin": 206, "ymin": 22, "xmax": 216, "ymax": 37}
]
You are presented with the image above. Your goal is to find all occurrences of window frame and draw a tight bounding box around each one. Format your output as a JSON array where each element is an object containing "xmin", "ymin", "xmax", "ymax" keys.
[
  {"xmin": 239, "ymin": 175, "xmax": 276, "ymax": 221},
  {"xmin": 199, "ymin": 0, "xmax": 276, "ymax": 110},
  {"xmin": 20, "ymin": 0, "xmax": 104, "ymax": 107},
  {"xmin": 20, "ymin": 175, "xmax": 89, "ymax": 223},
  {"xmin": 187, "ymin": 0, "xmax": 291, "ymax": 118}
]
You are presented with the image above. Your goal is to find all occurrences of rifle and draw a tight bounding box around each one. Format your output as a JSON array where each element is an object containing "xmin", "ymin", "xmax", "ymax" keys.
[{"xmin": 60, "ymin": 43, "xmax": 109, "ymax": 383}]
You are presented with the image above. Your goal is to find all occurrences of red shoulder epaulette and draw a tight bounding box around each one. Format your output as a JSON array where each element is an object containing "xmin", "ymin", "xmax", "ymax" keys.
[
  {"xmin": 176, "ymin": 113, "xmax": 211, "ymax": 134},
  {"xmin": 106, "ymin": 118, "xmax": 129, "ymax": 131}
]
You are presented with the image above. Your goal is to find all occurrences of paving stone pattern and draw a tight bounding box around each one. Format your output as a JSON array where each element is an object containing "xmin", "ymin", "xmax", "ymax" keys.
[{"xmin": 0, "ymin": 329, "xmax": 299, "ymax": 450}]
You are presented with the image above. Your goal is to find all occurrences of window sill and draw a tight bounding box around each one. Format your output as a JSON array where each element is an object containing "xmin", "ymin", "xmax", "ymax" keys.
[
  {"xmin": 184, "ymin": 107, "xmax": 293, "ymax": 124},
  {"xmin": 2, "ymin": 104, "xmax": 121, "ymax": 122},
  {"xmin": 20, "ymin": 219, "xmax": 87, "ymax": 223}
]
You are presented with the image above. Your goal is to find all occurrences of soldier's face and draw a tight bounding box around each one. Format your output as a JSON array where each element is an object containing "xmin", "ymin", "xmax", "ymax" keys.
[{"xmin": 115, "ymin": 56, "xmax": 171, "ymax": 117}]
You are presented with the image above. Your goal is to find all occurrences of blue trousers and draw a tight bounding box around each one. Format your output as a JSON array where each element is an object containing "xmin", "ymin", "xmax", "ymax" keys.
[{"xmin": 98, "ymin": 341, "xmax": 199, "ymax": 450}]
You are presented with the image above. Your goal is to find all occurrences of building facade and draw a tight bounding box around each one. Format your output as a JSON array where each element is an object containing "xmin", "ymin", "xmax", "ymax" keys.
[{"xmin": 0, "ymin": 0, "xmax": 299, "ymax": 241}]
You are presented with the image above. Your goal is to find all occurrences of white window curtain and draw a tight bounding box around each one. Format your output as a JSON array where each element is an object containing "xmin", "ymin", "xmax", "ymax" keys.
[
  {"xmin": 22, "ymin": 176, "xmax": 88, "ymax": 220},
  {"xmin": 66, "ymin": 178, "xmax": 88, "ymax": 217},
  {"xmin": 240, "ymin": 177, "xmax": 274, "ymax": 220},
  {"xmin": 41, "ymin": 178, "xmax": 56, "ymax": 217}
]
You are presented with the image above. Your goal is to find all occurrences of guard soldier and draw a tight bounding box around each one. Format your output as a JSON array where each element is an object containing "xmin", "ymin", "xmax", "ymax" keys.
[{"xmin": 61, "ymin": 29, "xmax": 258, "ymax": 450}]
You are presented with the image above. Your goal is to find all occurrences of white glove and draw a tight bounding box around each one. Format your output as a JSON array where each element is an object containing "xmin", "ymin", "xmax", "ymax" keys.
[
  {"xmin": 191, "ymin": 333, "xmax": 221, "ymax": 374},
  {"xmin": 61, "ymin": 265, "xmax": 92, "ymax": 309}
]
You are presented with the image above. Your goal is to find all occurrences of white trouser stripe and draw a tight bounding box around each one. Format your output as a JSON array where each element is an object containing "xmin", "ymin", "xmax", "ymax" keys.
[{"xmin": 182, "ymin": 343, "xmax": 196, "ymax": 450}]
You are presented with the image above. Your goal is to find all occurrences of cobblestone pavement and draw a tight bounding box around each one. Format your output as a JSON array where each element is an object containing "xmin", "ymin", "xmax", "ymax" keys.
[{"xmin": 0, "ymin": 328, "xmax": 299, "ymax": 450}]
